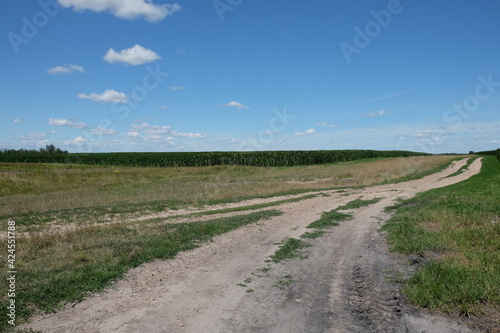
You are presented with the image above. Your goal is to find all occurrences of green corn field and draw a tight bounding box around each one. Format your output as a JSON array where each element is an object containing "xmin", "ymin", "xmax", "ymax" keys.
[{"xmin": 0, "ymin": 150, "xmax": 431, "ymax": 167}]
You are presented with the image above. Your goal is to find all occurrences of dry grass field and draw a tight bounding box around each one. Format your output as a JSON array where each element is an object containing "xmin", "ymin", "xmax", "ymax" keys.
[{"xmin": 0, "ymin": 155, "xmax": 457, "ymax": 218}]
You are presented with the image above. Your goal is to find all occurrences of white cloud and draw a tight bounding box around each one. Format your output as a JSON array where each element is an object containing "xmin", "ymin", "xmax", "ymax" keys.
[
  {"xmin": 170, "ymin": 86, "xmax": 183, "ymax": 90},
  {"xmin": 364, "ymin": 109, "xmax": 387, "ymax": 117},
  {"xmin": 13, "ymin": 118, "xmax": 22, "ymax": 123},
  {"xmin": 223, "ymin": 101, "xmax": 250, "ymax": 110},
  {"xmin": 315, "ymin": 122, "xmax": 339, "ymax": 128},
  {"xmin": 412, "ymin": 130, "xmax": 433, "ymax": 137},
  {"xmin": 58, "ymin": 0, "xmax": 181, "ymax": 22},
  {"xmin": 90, "ymin": 127, "xmax": 116, "ymax": 135},
  {"xmin": 49, "ymin": 118, "xmax": 87, "ymax": 129},
  {"xmin": 78, "ymin": 89, "xmax": 127, "ymax": 103},
  {"xmin": 47, "ymin": 64, "xmax": 85, "ymax": 75},
  {"xmin": 22, "ymin": 133, "xmax": 46, "ymax": 140},
  {"xmin": 64, "ymin": 136, "xmax": 87, "ymax": 146},
  {"xmin": 104, "ymin": 44, "xmax": 161, "ymax": 65},
  {"xmin": 22, "ymin": 133, "xmax": 48, "ymax": 146},
  {"xmin": 263, "ymin": 129, "xmax": 281, "ymax": 136},
  {"xmin": 127, "ymin": 131, "xmax": 140, "ymax": 138},
  {"xmin": 128, "ymin": 122, "xmax": 207, "ymax": 140},
  {"xmin": 158, "ymin": 105, "xmax": 168, "ymax": 109},
  {"xmin": 294, "ymin": 129, "xmax": 316, "ymax": 136},
  {"xmin": 171, "ymin": 131, "xmax": 205, "ymax": 138}
]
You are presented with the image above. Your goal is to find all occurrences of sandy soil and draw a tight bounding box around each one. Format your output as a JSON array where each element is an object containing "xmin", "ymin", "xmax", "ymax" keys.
[{"xmin": 25, "ymin": 158, "xmax": 485, "ymax": 333}]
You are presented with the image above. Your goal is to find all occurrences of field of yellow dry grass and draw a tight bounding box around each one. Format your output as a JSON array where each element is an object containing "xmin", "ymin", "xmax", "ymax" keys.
[{"xmin": 0, "ymin": 155, "xmax": 458, "ymax": 217}]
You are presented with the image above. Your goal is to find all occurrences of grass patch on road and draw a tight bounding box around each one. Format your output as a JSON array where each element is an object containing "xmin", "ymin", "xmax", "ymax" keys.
[
  {"xmin": 270, "ymin": 238, "xmax": 312, "ymax": 263},
  {"xmin": 307, "ymin": 210, "xmax": 352, "ymax": 229},
  {"xmin": 306, "ymin": 197, "xmax": 382, "ymax": 230},
  {"xmin": 444, "ymin": 156, "xmax": 478, "ymax": 179},
  {"xmin": 274, "ymin": 274, "xmax": 295, "ymax": 290},
  {"xmin": 337, "ymin": 198, "xmax": 382, "ymax": 210},
  {"xmin": 382, "ymin": 157, "xmax": 500, "ymax": 320},
  {"xmin": 300, "ymin": 230, "xmax": 325, "ymax": 239},
  {"xmin": 0, "ymin": 209, "xmax": 283, "ymax": 331}
]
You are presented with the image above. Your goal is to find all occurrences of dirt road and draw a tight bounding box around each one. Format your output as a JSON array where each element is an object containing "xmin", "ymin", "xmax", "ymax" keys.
[{"xmin": 26, "ymin": 158, "xmax": 482, "ymax": 333}]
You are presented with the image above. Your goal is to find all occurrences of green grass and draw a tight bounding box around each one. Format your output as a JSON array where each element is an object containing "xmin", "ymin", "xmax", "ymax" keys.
[
  {"xmin": 307, "ymin": 210, "xmax": 352, "ymax": 229},
  {"xmin": 382, "ymin": 157, "xmax": 500, "ymax": 318},
  {"xmin": 270, "ymin": 238, "xmax": 312, "ymax": 263},
  {"xmin": 274, "ymin": 274, "xmax": 295, "ymax": 290},
  {"xmin": 0, "ymin": 209, "xmax": 283, "ymax": 331},
  {"xmin": 258, "ymin": 266, "xmax": 271, "ymax": 273},
  {"xmin": 300, "ymin": 230, "xmax": 325, "ymax": 239},
  {"xmin": 336, "ymin": 197, "xmax": 382, "ymax": 210},
  {"xmin": 305, "ymin": 198, "xmax": 382, "ymax": 230}
]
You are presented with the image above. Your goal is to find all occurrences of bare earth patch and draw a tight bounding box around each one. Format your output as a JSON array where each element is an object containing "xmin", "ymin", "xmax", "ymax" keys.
[{"xmin": 25, "ymin": 158, "xmax": 483, "ymax": 332}]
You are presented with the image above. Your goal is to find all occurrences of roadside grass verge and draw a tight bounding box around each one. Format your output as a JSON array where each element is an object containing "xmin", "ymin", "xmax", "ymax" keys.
[
  {"xmin": 0, "ymin": 210, "xmax": 283, "ymax": 331},
  {"xmin": 382, "ymin": 157, "xmax": 500, "ymax": 321}
]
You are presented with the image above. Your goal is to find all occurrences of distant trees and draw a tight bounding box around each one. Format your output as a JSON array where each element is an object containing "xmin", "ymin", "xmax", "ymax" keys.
[
  {"xmin": 0, "ymin": 145, "xmax": 68, "ymax": 154},
  {"xmin": 39, "ymin": 144, "xmax": 67, "ymax": 154}
]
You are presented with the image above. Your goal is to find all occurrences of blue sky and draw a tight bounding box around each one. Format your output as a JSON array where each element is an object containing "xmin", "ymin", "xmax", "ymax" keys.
[{"xmin": 1, "ymin": 0, "xmax": 499, "ymax": 153}]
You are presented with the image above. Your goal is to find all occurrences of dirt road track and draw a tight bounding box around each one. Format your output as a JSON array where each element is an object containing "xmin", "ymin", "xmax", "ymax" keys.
[{"xmin": 26, "ymin": 158, "xmax": 483, "ymax": 333}]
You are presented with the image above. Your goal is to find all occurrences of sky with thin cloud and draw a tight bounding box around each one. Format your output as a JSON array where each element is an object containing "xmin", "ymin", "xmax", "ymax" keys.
[{"xmin": 1, "ymin": 0, "xmax": 499, "ymax": 153}]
